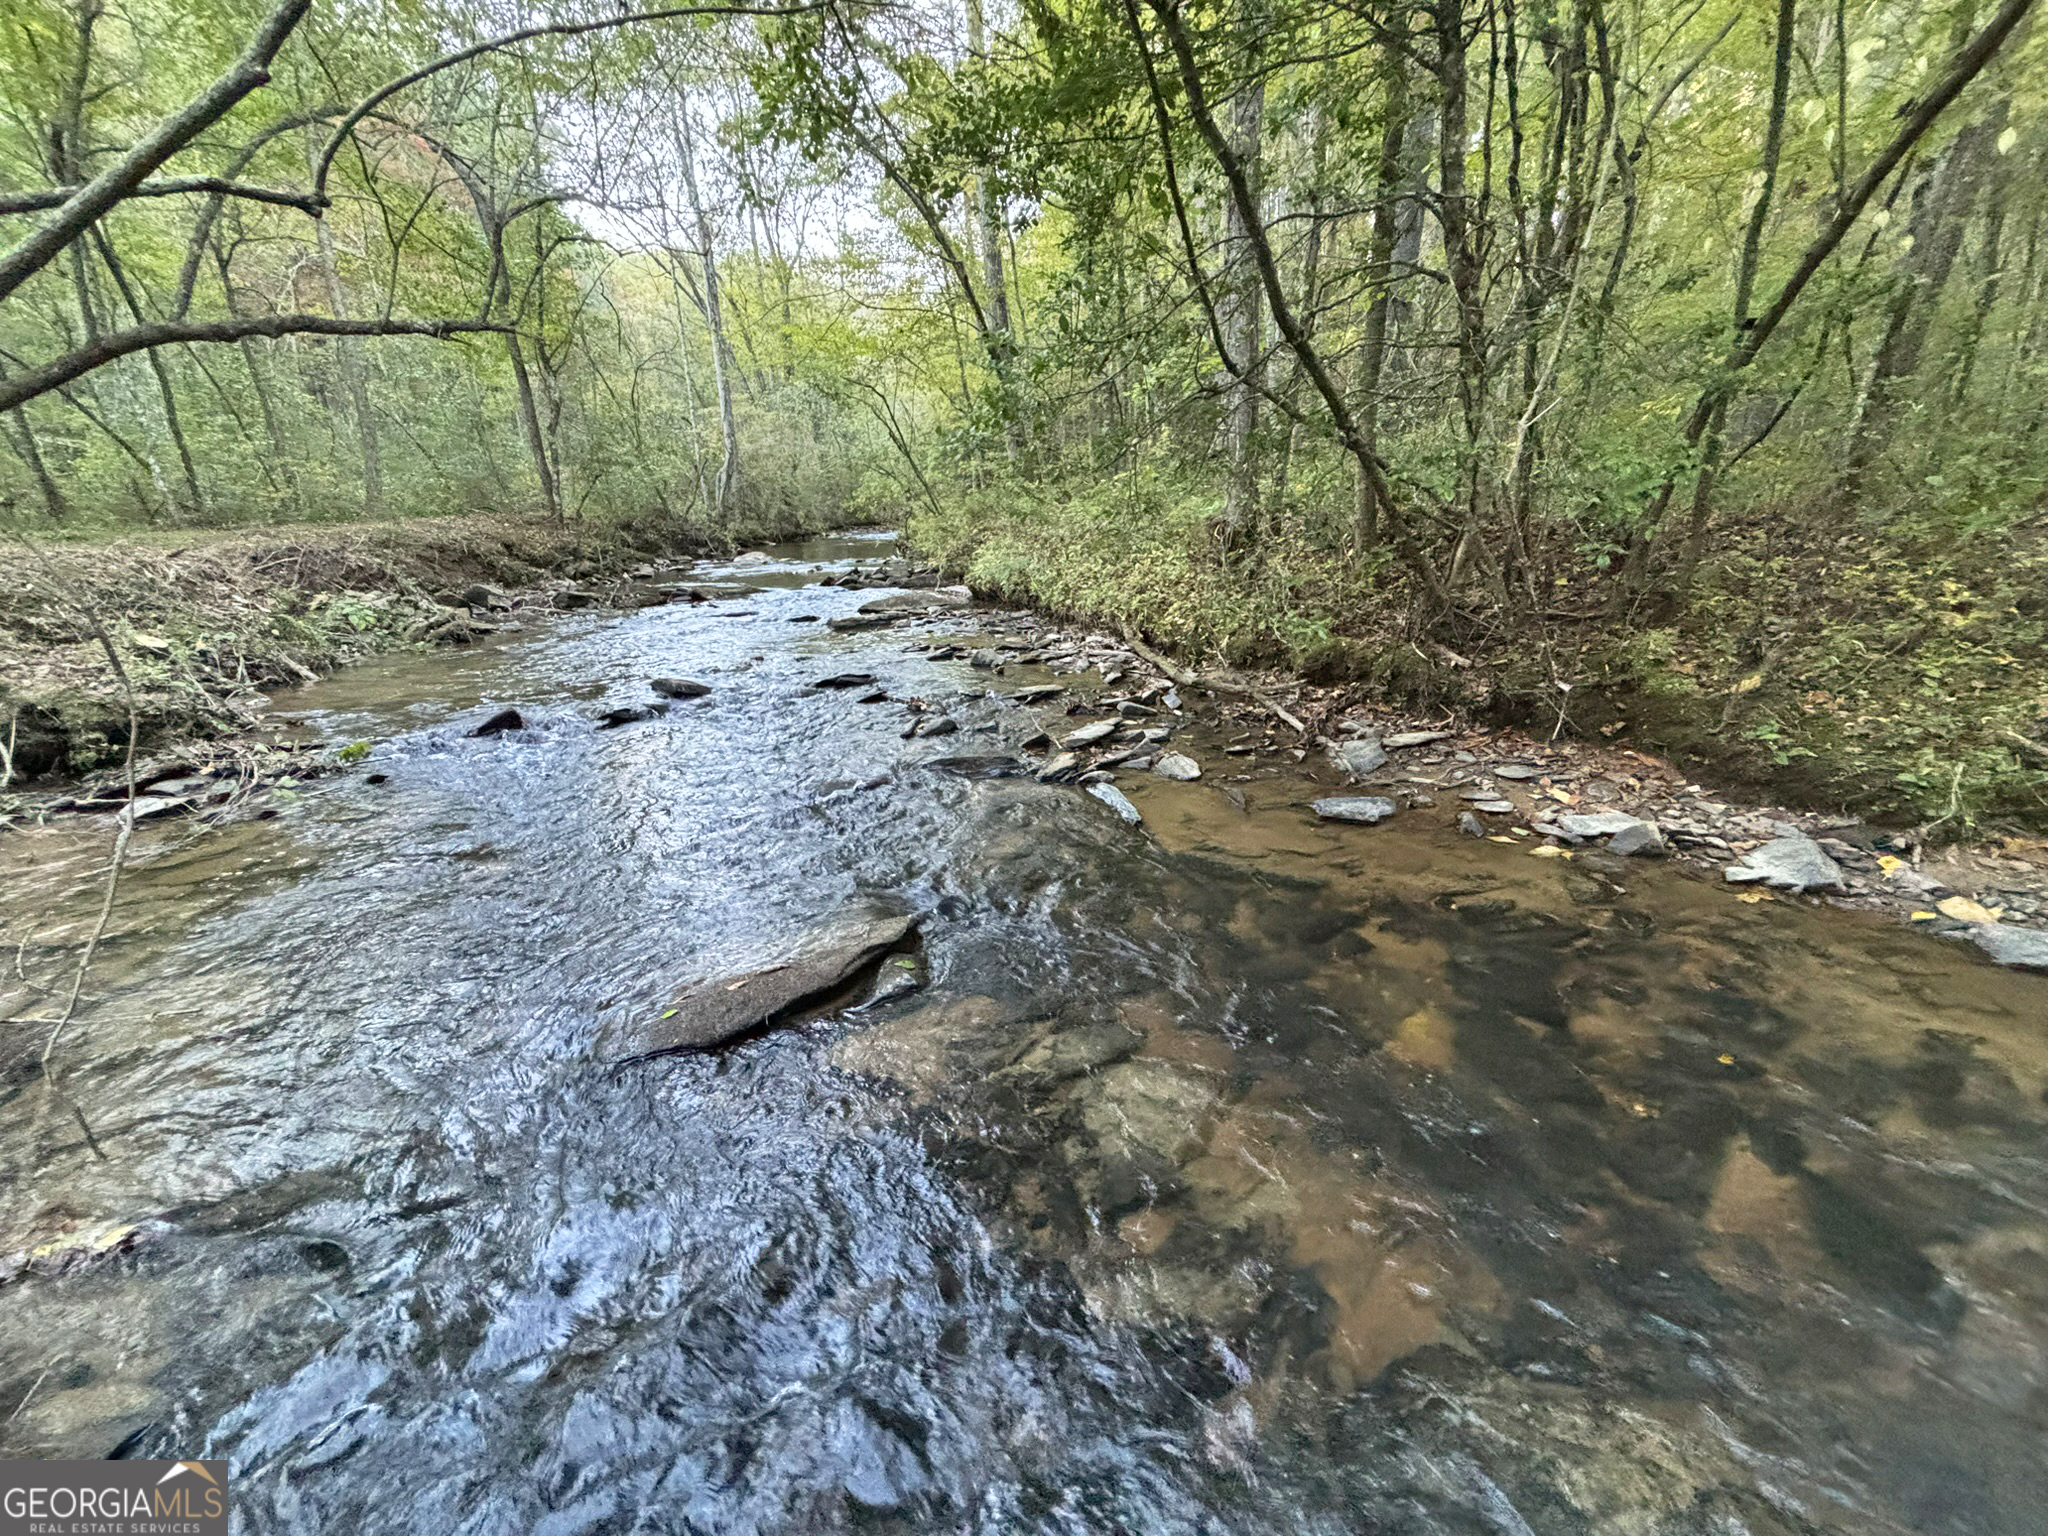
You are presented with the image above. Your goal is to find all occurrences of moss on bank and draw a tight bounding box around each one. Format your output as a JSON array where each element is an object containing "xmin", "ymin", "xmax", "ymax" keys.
[{"xmin": 910, "ymin": 485, "xmax": 2048, "ymax": 831}]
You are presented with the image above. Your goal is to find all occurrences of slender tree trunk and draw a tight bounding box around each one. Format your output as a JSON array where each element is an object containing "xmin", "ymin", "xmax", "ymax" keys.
[
  {"xmin": 306, "ymin": 140, "xmax": 385, "ymax": 517},
  {"xmin": 675, "ymin": 99, "xmax": 739, "ymax": 519},
  {"xmin": 1670, "ymin": 0, "xmax": 1798, "ymax": 577},
  {"xmin": 1219, "ymin": 69, "xmax": 1265, "ymax": 547},
  {"xmin": 90, "ymin": 230, "xmax": 208, "ymax": 516},
  {"xmin": 966, "ymin": 0, "xmax": 1012, "ymax": 347},
  {"xmin": 214, "ymin": 241, "xmax": 301, "ymax": 517},
  {"xmin": 0, "ymin": 360, "xmax": 70, "ymax": 519},
  {"xmin": 1354, "ymin": 56, "xmax": 1410, "ymax": 549},
  {"xmin": 1842, "ymin": 116, "xmax": 1995, "ymax": 496}
]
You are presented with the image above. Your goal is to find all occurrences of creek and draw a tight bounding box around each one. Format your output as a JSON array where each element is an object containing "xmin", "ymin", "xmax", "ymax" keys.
[{"xmin": 2, "ymin": 531, "xmax": 2045, "ymax": 1535}]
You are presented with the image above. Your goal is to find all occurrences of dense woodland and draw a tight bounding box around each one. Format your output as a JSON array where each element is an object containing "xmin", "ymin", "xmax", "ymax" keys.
[{"xmin": 2, "ymin": 0, "xmax": 2045, "ymax": 819}]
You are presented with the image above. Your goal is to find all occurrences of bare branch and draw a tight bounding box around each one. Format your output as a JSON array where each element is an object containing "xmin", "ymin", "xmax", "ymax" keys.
[
  {"xmin": 0, "ymin": 177, "xmax": 326, "ymax": 218},
  {"xmin": 0, "ymin": 315, "xmax": 504, "ymax": 414},
  {"xmin": 0, "ymin": 0, "xmax": 313, "ymax": 305},
  {"xmin": 311, "ymin": 0, "xmax": 844, "ymax": 205}
]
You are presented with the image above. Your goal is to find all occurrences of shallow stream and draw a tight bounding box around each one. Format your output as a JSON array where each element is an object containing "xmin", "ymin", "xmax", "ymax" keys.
[{"xmin": 3, "ymin": 532, "xmax": 2045, "ymax": 1534}]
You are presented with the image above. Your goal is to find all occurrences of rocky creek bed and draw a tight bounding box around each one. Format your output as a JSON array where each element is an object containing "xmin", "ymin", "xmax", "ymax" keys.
[{"xmin": 3, "ymin": 530, "xmax": 2047, "ymax": 1532}]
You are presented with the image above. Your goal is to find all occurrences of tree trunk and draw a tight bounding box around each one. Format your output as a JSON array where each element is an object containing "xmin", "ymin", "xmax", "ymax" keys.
[
  {"xmin": 1219, "ymin": 72, "xmax": 1265, "ymax": 548},
  {"xmin": 1354, "ymin": 57, "xmax": 1410, "ymax": 549},
  {"xmin": 1842, "ymin": 116, "xmax": 1995, "ymax": 496},
  {"xmin": 307, "ymin": 141, "xmax": 385, "ymax": 518},
  {"xmin": 676, "ymin": 98, "xmax": 740, "ymax": 519}
]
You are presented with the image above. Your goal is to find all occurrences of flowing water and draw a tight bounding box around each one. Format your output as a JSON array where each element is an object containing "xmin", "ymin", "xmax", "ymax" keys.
[{"xmin": 3, "ymin": 531, "xmax": 2046, "ymax": 1534}]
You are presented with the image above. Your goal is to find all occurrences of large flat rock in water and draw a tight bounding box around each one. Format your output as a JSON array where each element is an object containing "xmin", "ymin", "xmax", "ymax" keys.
[{"xmin": 607, "ymin": 907, "xmax": 919, "ymax": 1061}]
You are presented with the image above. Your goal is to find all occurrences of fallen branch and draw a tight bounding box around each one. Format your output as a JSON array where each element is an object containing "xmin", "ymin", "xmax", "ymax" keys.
[{"xmin": 2003, "ymin": 728, "xmax": 2048, "ymax": 766}]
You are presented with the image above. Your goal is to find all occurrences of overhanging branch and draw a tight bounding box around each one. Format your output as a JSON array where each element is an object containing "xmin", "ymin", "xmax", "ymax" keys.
[{"xmin": 0, "ymin": 315, "xmax": 504, "ymax": 414}]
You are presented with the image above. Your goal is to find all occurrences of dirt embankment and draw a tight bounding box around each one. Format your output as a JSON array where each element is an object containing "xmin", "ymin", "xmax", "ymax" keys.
[{"xmin": 1, "ymin": 515, "xmax": 713, "ymax": 784}]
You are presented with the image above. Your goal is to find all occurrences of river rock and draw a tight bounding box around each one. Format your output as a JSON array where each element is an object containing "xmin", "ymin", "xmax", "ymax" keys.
[
  {"xmin": 608, "ymin": 906, "xmax": 919, "ymax": 1060},
  {"xmin": 813, "ymin": 672, "xmax": 878, "ymax": 690},
  {"xmin": 1152, "ymin": 752, "xmax": 1201, "ymax": 781},
  {"xmin": 1458, "ymin": 811, "xmax": 1487, "ymax": 837},
  {"xmin": 1035, "ymin": 751, "xmax": 1081, "ymax": 783},
  {"xmin": 1724, "ymin": 834, "xmax": 1846, "ymax": 892},
  {"xmin": 1608, "ymin": 820, "xmax": 1665, "ymax": 857},
  {"xmin": 1493, "ymin": 764, "xmax": 1542, "ymax": 781},
  {"xmin": 469, "ymin": 707, "xmax": 525, "ymax": 737},
  {"xmin": 594, "ymin": 704, "xmax": 661, "ymax": 729},
  {"xmin": 1064, "ymin": 720, "xmax": 1120, "ymax": 748},
  {"xmin": 1329, "ymin": 737, "xmax": 1388, "ymax": 779},
  {"xmin": 459, "ymin": 582, "xmax": 511, "ymax": 611},
  {"xmin": 917, "ymin": 715, "xmax": 959, "ymax": 738},
  {"xmin": 117, "ymin": 794, "xmax": 193, "ymax": 826},
  {"xmin": 1385, "ymin": 730, "xmax": 1454, "ymax": 749},
  {"xmin": 826, "ymin": 615, "xmax": 891, "ymax": 632},
  {"xmin": 924, "ymin": 754, "xmax": 1033, "ymax": 778},
  {"xmin": 1970, "ymin": 924, "xmax": 2048, "ymax": 971},
  {"xmin": 554, "ymin": 589, "xmax": 603, "ymax": 610},
  {"xmin": 731, "ymin": 550, "xmax": 773, "ymax": 566},
  {"xmin": 651, "ymin": 677, "xmax": 711, "ymax": 699},
  {"xmin": 1314, "ymin": 796, "xmax": 1398, "ymax": 825},
  {"xmin": 1470, "ymin": 799, "xmax": 1515, "ymax": 815},
  {"xmin": 1011, "ymin": 685, "xmax": 1064, "ymax": 704},
  {"xmin": 860, "ymin": 590, "xmax": 970, "ymax": 614},
  {"xmin": 1088, "ymin": 783, "xmax": 1144, "ymax": 825}
]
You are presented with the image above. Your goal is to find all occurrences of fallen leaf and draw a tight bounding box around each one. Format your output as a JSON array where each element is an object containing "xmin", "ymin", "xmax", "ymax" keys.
[
  {"xmin": 1735, "ymin": 891, "xmax": 1773, "ymax": 904},
  {"xmin": 1876, "ymin": 854, "xmax": 1905, "ymax": 876},
  {"xmin": 1909, "ymin": 910, "xmax": 1939, "ymax": 922},
  {"xmin": 1936, "ymin": 895, "xmax": 2003, "ymax": 925},
  {"xmin": 1716, "ymin": 1053, "xmax": 1737, "ymax": 1066},
  {"xmin": 1486, "ymin": 835, "xmax": 1518, "ymax": 844},
  {"xmin": 1529, "ymin": 845, "xmax": 1573, "ymax": 859}
]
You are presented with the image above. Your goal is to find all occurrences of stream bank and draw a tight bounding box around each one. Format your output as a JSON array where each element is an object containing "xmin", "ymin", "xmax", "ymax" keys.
[{"xmin": 0, "ymin": 513, "xmax": 887, "ymax": 785}]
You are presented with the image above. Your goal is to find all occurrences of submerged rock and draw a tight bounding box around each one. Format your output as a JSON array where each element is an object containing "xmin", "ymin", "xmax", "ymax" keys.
[
  {"xmin": 651, "ymin": 677, "xmax": 711, "ymax": 699},
  {"xmin": 117, "ymin": 794, "xmax": 194, "ymax": 825},
  {"xmin": 1458, "ymin": 811, "xmax": 1487, "ymax": 837},
  {"xmin": 1330, "ymin": 737, "xmax": 1388, "ymax": 779},
  {"xmin": 469, "ymin": 707, "xmax": 525, "ymax": 737},
  {"xmin": 1088, "ymin": 783, "xmax": 1144, "ymax": 824},
  {"xmin": 1152, "ymin": 752, "xmax": 1201, "ymax": 781},
  {"xmin": 608, "ymin": 906, "xmax": 920, "ymax": 1060},
  {"xmin": 594, "ymin": 704, "xmax": 661, "ymax": 729},
  {"xmin": 1970, "ymin": 924, "xmax": 2048, "ymax": 971},
  {"xmin": 813, "ymin": 672, "xmax": 878, "ymax": 690},
  {"xmin": 1314, "ymin": 796, "xmax": 1399, "ymax": 825},
  {"xmin": 1724, "ymin": 835, "xmax": 1845, "ymax": 892},
  {"xmin": 923, "ymin": 754, "xmax": 1033, "ymax": 778},
  {"xmin": 826, "ymin": 614, "xmax": 892, "ymax": 632}
]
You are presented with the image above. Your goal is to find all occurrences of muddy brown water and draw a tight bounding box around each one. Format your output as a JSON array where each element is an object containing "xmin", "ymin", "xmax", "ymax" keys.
[{"xmin": 2, "ymin": 530, "xmax": 2046, "ymax": 1533}]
